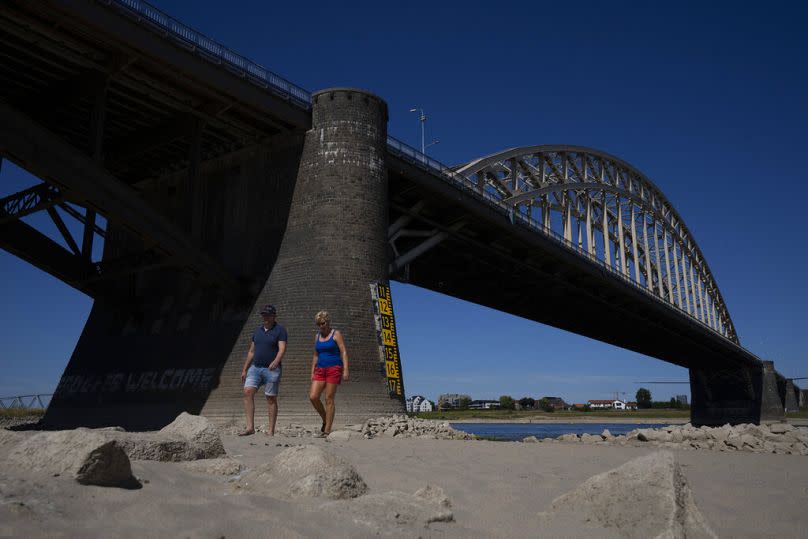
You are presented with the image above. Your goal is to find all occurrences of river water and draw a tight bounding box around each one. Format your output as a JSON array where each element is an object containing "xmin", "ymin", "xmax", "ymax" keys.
[{"xmin": 450, "ymin": 422, "xmax": 671, "ymax": 441}]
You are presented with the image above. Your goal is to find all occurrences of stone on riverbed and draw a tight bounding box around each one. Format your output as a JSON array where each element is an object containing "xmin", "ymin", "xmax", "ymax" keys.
[
  {"xmin": 593, "ymin": 422, "xmax": 808, "ymax": 455},
  {"xmin": 7, "ymin": 430, "xmax": 134, "ymax": 487},
  {"xmin": 101, "ymin": 412, "xmax": 226, "ymax": 461},
  {"xmin": 539, "ymin": 451, "xmax": 716, "ymax": 538},
  {"xmin": 239, "ymin": 445, "xmax": 367, "ymax": 499},
  {"xmin": 360, "ymin": 415, "xmax": 475, "ymax": 440}
]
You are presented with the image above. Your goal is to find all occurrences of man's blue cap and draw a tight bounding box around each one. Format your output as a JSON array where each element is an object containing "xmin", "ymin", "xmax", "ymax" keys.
[{"xmin": 260, "ymin": 304, "xmax": 277, "ymax": 315}]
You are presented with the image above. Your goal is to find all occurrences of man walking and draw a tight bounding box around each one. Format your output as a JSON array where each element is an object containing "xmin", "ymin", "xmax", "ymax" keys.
[{"xmin": 240, "ymin": 304, "xmax": 287, "ymax": 436}]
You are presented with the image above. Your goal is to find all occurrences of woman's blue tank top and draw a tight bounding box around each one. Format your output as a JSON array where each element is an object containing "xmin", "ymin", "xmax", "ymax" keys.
[{"xmin": 315, "ymin": 331, "xmax": 342, "ymax": 368}]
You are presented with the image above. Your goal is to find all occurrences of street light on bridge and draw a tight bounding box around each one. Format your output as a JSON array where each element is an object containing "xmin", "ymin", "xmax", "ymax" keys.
[{"xmin": 409, "ymin": 107, "xmax": 427, "ymax": 154}]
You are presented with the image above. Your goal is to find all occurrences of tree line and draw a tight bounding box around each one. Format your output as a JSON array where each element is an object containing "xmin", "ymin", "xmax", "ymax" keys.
[{"xmin": 447, "ymin": 389, "xmax": 687, "ymax": 411}]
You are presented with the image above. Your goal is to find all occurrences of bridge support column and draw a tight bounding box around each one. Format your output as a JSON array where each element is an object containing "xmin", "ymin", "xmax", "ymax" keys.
[
  {"xmin": 689, "ymin": 360, "xmax": 784, "ymax": 426},
  {"xmin": 39, "ymin": 132, "xmax": 305, "ymax": 430},
  {"xmin": 202, "ymin": 88, "xmax": 405, "ymax": 424},
  {"xmin": 784, "ymin": 379, "xmax": 799, "ymax": 412}
]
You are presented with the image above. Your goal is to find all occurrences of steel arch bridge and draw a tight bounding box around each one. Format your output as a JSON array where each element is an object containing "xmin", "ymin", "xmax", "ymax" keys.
[
  {"xmin": 454, "ymin": 146, "xmax": 736, "ymax": 343},
  {"xmin": 0, "ymin": 0, "xmax": 792, "ymax": 428}
]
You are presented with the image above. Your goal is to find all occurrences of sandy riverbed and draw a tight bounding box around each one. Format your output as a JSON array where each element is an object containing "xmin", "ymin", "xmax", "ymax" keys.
[{"xmin": 2, "ymin": 420, "xmax": 807, "ymax": 538}]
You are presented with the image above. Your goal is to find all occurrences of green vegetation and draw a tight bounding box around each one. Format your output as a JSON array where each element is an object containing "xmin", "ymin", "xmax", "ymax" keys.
[
  {"xmin": 636, "ymin": 387, "xmax": 652, "ymax": 408},
  {"xmin": 456, "ymin": 396, "xmax": 472, "ymax": 410},
  {"xmin": 517, "ymin": 397, "xmax": 536, "ymax": 409},
  {"xmin": 498, "ymin": 395, "xmax": 515, "ymax": 410},
  {"xmin": 786, "ymin": 410, "xmax": 808, "ymax": 419},
  {"xmin": 538, "ymin": 397, "xmax": 555, "ymax": 413},
  {"xmin": 415, "ymin": 408, "xmax": 690, "ymax": 420}
]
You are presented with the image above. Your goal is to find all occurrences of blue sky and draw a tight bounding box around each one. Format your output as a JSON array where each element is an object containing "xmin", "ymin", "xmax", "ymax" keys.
[{"xmin": 2, "ymin": 0, "xmax": 806, "ymax": 404}]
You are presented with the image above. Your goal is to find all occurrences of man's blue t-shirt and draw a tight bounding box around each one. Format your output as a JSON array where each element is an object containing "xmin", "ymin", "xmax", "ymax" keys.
[{"xmin": 251, "ymin": 323, "xmax": 287, "ymax": 368}]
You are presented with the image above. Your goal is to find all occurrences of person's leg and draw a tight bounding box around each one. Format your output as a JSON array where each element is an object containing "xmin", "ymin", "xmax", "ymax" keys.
[
  {"xmin": 323, "ymin": 383, "xmax": 339, "ymax": 434},
  {"xmin": 265, "ymin": 395, "xmax": 278, "ymax": 436},
  {"xmin": 242, "ymin": 386, "xmax": 258, "ymax": 435},
  {"xmin": 264, "ymin": 376, "xmax": 279, "ymax": 435},
  {"xmin": 309, "ymin": 380, "xmax": 327, "ymax": 428}
]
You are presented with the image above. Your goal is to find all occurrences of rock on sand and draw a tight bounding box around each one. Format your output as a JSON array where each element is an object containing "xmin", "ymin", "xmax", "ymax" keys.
[
  {"xmin": 109, "ymin": 412, "xmax": 227, "ymax": 461},
  {"xmin": 240, "ymin": 445, "xmax": 367, "ymax": 499},
  {"xmin": 7, "ymin": 430, "xmax": 134, "ymax": 487},
  {"xmin": 159, "ymin": 412, "xmax": 225, "ymax": 456},
  {"xmin": 540, "ymin": 451, "xmax": 716, "ymax": 539}
]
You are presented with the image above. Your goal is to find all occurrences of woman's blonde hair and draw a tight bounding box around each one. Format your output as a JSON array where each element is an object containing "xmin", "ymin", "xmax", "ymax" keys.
[{"xmin": 315, "ymin": 310, "xmax": 331, "ymax": 326}]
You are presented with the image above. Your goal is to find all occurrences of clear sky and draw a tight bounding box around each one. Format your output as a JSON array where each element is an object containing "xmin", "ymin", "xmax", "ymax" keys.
[{"xmin": 1, "ymin": 0, "xmax": 806, "ymax": 405}]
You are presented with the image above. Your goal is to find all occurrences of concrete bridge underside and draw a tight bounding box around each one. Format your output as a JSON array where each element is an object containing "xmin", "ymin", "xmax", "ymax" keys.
[{"xmin": 0, "ymin": 0, "xmax": 792, "ymax": 429}]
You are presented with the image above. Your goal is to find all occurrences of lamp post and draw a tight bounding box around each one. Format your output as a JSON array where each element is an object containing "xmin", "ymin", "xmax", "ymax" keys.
[{"xmin": 409, "ymin": 107, "xmax": 426, "ymax": 154}]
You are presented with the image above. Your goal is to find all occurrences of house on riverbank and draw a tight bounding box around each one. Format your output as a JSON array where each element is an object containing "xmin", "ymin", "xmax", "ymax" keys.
[
  {"xmin": 587, "ymin": 399, "xmax": 633, "ymax": 410},
  {"xmin": 406, "ymin": 395, "xmax": 435, "ymax": 412},
  {"xmin": 468, "ymin": 400, "xmax": 501, "ymax": 410}
]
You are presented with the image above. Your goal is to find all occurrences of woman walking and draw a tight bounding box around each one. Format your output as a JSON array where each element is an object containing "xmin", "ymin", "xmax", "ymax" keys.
[{"xmin": 309, "ymin": 310, "xmax": 349, "ymax": 436}]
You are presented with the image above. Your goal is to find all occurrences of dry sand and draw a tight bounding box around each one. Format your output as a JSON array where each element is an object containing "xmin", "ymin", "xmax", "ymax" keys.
[{"xmin": 2, "ymin": 423, "xmax": 807, "ymax": 538}]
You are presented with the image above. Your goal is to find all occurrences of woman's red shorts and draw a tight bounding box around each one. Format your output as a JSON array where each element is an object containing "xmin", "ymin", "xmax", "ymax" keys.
[{"xmin": 313, "ymin": 365, "xmax": 343, "ymax": 384}]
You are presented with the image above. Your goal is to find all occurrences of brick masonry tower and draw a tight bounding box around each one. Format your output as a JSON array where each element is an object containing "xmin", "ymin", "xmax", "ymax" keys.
[{"xmin": 202, "ymin": 88, "xmax": 406, "ymax": 425}]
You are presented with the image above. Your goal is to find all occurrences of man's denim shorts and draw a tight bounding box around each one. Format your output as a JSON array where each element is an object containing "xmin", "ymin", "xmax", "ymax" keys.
[{"xmin": 244, "ymin": 365, "xmax": 281, "ymax": 396}]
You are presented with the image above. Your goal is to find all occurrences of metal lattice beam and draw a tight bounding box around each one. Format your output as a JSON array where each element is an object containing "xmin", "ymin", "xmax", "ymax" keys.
[
  {"xmin": 0, "ymin": 101, "xmax": 241, "ymax": 295},
  {"xmin": 456, "ymin": 146, "xmax": 737, "ymax": 343},
  {"xmin": 0, "ymin": 183, "xmax": 65, "ymax": 224}
]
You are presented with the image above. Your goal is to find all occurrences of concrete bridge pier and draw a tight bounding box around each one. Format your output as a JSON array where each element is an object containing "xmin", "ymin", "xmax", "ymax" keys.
[
  {"xmin": 41, "ymin": 135, "xmax": 305, "ymax": 430},
  {"xmin": 784, "ymin": 378, "xmax": 800, "ymax": 412},
  {"xmin": 690, "ymin": 360, "xmax": 784, "ymax": 426},
  {"xmin": 201, "ymin": 88, "xmax": 405, "ymax": 425}
]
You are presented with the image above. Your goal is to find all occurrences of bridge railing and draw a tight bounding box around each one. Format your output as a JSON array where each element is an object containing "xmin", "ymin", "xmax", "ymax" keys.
[
  {"xmin": 0, "ymin": 394, "xmax": 52, "ymax": 410},
  {"xmin": 104, "ymin": 0, "xmax": 312, "ymax": 109},
  {"xmin": 386, "ymin": 136, "xmax": 735, "ymax": 345}
]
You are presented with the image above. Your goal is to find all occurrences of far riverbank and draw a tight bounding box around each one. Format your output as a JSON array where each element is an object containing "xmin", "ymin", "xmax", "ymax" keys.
[
  {"xmin": 416, "ymin": 409, "xmax": 808, "ymax": 426},
  {"xmin": 415, "ymin": 409, "xmax": 691, "ymax": 423},
  {"xmin": 447, "ymin": 416, "xmax": 689, "ymax": 424}
]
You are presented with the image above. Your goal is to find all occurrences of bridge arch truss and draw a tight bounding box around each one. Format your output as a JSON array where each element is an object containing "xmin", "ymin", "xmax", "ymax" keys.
[{"xmin": 455, "ymin": 145, "xmax": 737, "ymax": 343}]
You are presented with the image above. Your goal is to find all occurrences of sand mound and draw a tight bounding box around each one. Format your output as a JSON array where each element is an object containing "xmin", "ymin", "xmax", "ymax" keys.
[
  {"xmin": 240, "ymin": 445, "xmax": 367, "ymax": 499},
  {"xmin": 0, "ymin": 429, "xmax": 24, "ymax": 448},
  {"xmin": 179, "ymin": 457, "xmax": 244, "ymax": 476},
  {"xmin": 323, "ymin": 485, "xmax": 454, "ymax": 534},
  {"xmin": 7, "ymin": 430, "xmax": 134, "ymax": 487},
  {"xmin": 159, "ymin": 412, "xmax": 225, "ymax": 456},
  {"xmin": 100, "ymin": 413, "xmax": 226, "ymax": 462},
  {"xmin": 540, "ymin": 451, "xmax": 715, "ymax": 539}
]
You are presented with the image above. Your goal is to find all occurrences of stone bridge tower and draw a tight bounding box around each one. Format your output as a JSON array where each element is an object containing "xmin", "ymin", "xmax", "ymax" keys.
[{"xmin": 202, "ymin": 88, "xmax": 405, "ymax": 424}]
